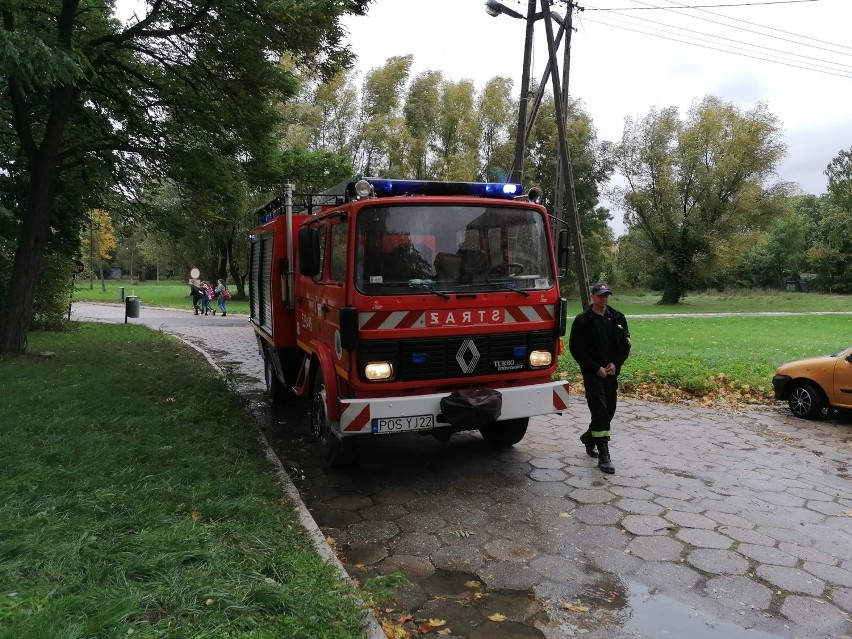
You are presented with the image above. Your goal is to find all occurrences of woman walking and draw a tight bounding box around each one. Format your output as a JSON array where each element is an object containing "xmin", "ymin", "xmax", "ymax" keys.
[{"xmin": 214, "ymin": 279, "xmax": 228, "ymax": 316}]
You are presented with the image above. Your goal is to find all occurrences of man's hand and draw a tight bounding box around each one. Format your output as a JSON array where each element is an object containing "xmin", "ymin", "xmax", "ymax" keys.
[
  {"xmin": 604, "ymin": 363, "xmax": 617, "ymax": 376},
  {"xmin": 597, "ymin": 366, "xmax": 607, "ymax": 378}
]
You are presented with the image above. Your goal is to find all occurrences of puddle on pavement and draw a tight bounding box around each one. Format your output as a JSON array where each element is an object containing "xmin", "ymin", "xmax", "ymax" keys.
[
  {"xmin": 365, "ymin": 569, "xmax": 547, "ymax": 638},
  {"xmin": 572, "ymin": 577, "xmax": 786, "ymax": 639}
]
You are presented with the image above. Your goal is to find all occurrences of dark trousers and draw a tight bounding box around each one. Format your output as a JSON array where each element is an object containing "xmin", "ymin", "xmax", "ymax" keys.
[{"xmin": 582, "ymin": 373, "xmax": 618, "ymax": 441}]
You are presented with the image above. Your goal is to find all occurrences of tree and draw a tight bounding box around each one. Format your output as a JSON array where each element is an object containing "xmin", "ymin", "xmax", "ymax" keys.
[
  {"xmin": 404, "ymin": 71, "xmax": 442, "ymax": 179},
  {"xmin": 525, "ymin": 95, "xmax": 614, "ymax": 289},
  {"xmin": 825, "ymin": 146, "xmax": 852, "ymax": 211},
  {"xmin": 432, "ymin": 79, "xmax": 478, "ymax": 180},
  {"xmin": 613, "ymin": 96, "xmax": 788, "ymax": 304},
  {"xmin": 477, "ymin": 76, "xmax": 515, "ymax": 183},
  {"xmin": 81, "ymin": 209, "xmax": 118, "ymax": 291},
  {"xmin": 0, "ymin": 0, "xmax": 367, "ymax": 354},
  {"xmin": 354, "ymin": 55, "xmax": 412, "ymax": 176}
]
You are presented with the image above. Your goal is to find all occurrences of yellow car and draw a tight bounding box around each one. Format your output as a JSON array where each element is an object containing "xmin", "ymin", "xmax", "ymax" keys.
[{"xmin": 772, "ymin": 346, "xmax": 852, "ymax": 419}]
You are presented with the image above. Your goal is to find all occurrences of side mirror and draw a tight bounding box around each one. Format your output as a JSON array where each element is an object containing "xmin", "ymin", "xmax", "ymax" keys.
[
  {"xmin": 557, "ymin": 229, "xmax": 569, "ymax": 269},
  {"xmin": 298, "ymin": 227, "xmax": 322, "ymax": 276}
]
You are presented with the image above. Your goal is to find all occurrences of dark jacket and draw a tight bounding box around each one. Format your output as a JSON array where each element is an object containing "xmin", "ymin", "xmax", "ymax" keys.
[{"xmin": 568, "ymin": 305, "xmax": 631, "ymax": 376}]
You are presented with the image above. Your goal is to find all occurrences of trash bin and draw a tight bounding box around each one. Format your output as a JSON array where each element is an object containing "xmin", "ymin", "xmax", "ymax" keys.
[
  {"xmin": 118, "ymin": 286, "xmax": 125, "ymax": 301},
  {"xmin": 125, "ymin": 295, "xmax": 140, "ymax": 322}
]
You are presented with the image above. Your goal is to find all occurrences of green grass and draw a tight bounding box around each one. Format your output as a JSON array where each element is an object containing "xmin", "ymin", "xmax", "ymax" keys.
[
  {"xmin": 559, "ymin": 315, "xmax": 852, "ymax": 399},
  {"xmin": 607, "ymin": 290, "xmax": 852, "ymax": 315},
  {"xmin": 73, "ymin": 280, "xmax": 249, "ymax": 315},
  {"xmin": 0, "ymin": 324, "xmax": 369, "ymax": 639}
]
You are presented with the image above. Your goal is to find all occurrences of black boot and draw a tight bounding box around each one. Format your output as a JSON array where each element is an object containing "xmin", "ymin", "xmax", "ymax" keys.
[
  {"xmin": 580, "ymin": 430, "xmax": 598, "ymax": 458},
  {"xmin": 597, "ymin": 441, "xmax": 615, "ymax": 474}
]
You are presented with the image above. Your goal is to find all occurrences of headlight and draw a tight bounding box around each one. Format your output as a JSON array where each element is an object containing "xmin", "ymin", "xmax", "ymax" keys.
[
  {"xmin": 529, "ymin": 350, "xmax": 552, "ymax": 368},
  {"xmin": 365, "ymin": 362, "xmax": 394, "ymax": 380}
]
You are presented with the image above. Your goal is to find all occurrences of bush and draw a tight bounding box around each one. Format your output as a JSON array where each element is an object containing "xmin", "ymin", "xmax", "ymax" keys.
[{"xmin": 31, "ymin": 251, "xmax": 74, "ymax": 330}]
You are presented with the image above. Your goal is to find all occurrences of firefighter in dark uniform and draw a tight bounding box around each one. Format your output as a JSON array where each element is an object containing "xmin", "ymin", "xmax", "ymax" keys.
[{"xmin": 568, "ymin": 282, "xmax": 631, "ymax": 474}]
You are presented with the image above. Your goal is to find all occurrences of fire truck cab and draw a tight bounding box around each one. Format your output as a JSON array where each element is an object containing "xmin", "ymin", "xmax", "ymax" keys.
[{"xmin": 249, "ymin": 178, "xmax": 571, "ymax": 466}]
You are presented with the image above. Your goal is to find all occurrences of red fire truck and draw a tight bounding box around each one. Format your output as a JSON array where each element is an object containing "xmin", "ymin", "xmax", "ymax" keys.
[{"xmin": 249, "ymin": 178, "xmax": 571, "ymax": 466}]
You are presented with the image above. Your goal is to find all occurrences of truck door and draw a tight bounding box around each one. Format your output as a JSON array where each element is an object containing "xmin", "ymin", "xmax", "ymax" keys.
[{"xmin": 320, "ymin": 219, "xmax": 349, "ymax": 373}]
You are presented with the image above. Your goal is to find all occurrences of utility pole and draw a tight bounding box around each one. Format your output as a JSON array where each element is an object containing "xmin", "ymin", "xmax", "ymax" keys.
[
  {"xmin": 510, "ymin": 0, "xmax": 538, "ymax": 184},
  {"xmin": 539, "ymin": 0, "xmax": 591, "ymax": 310}
]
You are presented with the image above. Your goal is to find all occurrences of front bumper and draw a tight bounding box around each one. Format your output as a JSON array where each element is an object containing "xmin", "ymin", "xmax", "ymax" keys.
[
  {"xmin": 772, "ymin": 374, "xmax": 792, "ymax": 400},
  {"xmin": 337, "ymin": 380, "xmax": 571, "ymax": 435}
]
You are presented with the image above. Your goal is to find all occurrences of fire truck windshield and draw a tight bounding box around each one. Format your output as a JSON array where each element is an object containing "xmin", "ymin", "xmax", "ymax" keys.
[{"xmin": 355, "ymin": 204, "xmax": 554, "ymax": 295}]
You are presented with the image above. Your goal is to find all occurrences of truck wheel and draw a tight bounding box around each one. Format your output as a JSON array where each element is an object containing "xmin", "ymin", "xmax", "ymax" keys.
[
  {"xmin": 311, "ymin": 370, "xmax": 352, "ymax": 467},
  {"xmin": 788, "ymin": 382, "xmax": 823, "ymax": 420},
  {"xmin": 264, "ymin": 347, "xmax": 288, "ymax": 404},
  {"xmin": 479, "ymin": 418, "xmax": 529, "ymax": 447}
]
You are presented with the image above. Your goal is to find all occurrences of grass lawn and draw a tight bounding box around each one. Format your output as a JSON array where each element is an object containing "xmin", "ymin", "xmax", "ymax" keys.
[
  {"xmin": 0, "ymin": 324, "xmax": 370, "ymax": 639},
  {"xmin": 596, "ymin": 290, "xmax": 852, "ymax": 315},
  {"xmin": 73, "ymin": 280, "xmax": 250, "ymax": 315},
  {"xmin": 558, "ymin": 314, "xmax": 852, "ymax": 403}
]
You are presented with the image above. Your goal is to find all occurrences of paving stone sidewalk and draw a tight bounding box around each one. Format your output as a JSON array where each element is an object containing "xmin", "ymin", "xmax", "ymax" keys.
[{"xmin": 72, "ymin": 302, "xmax": 852, "ymax": 639}]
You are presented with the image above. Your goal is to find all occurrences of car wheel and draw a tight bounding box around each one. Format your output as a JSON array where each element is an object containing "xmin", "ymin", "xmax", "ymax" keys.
[
  {"xmin": 264, "ymin": 346, "xmax": 288, "ymax": 404},
  {"xmin": 311, "ymin": 369, "xmax": 353, "ymax": 467},
  {"xmin": 788, "ymin": 382, "xmax": 824, "ymax": 420},
  {"xmin": 479, "ymin": 418, "xmax": 529, "ymax": 447}
]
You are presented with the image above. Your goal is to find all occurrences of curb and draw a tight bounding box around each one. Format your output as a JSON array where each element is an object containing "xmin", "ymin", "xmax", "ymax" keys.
[{"xmin": 173, "ymin": 334, "xmax": 386, "ymax": 639}]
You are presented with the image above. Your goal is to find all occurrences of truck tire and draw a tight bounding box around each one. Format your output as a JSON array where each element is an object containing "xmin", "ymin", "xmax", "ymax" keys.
[
  {"xmin": 264, "ymin": 346, "xmax": 288, "ymax": 404},
  {"xmin": 479, "ymin": 417, "xmax": 529, "ymax": 447},
  {"xmin": 311, "ymin": 368, "xmax": 353, "ymax": 467}
]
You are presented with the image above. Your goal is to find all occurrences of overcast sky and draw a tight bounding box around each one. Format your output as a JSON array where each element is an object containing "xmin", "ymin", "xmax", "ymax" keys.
[{"xmin": 342, "ymin": 0, "xmax": 852, "ymax": 233}]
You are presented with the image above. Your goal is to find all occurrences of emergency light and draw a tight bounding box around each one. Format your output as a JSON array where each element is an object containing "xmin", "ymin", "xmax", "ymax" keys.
[{"xmin": 349, "ymin": 178, "xmax": 525, "ymax": 200}]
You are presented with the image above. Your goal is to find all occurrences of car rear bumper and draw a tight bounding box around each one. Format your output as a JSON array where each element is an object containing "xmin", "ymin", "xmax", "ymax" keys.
[{"xmin": 772, "ymin": 374, "xmax": 792, "ymax": 399}]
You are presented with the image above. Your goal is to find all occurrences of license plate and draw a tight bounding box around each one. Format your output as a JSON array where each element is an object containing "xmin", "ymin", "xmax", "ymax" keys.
[{"xmin": 372, "ymin": 414, "xmax": 434, "ymax": 434}]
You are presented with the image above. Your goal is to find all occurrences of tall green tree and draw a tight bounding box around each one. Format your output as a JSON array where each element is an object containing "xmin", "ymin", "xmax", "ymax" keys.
[
  {"xmin": 433, "ymin": 79, "xmax": 478, "ymax": 180},
  {"xmin": 404, "ymin": 70, "xmax": 442, "ymax": 179},
  {"xmin": 354, "ymin": 55, "xmax": 412, "ymax": 176},
  {"xmin": 526, "ymin": 95, "xmax": 614, "ymax": 288},
  {"xmin": 613, "ymin": 96, "xmax": 788, "ymax": 304},
  {"xmin": 825, "ymin": 146, "xmax": 852, "ymax": 210},
  {"xmin": 0, "ymin": 0, "xmax": 367, "ymax": 354},
  {"xmin": 477, "ymin": 76, "xmax": 515, "ymax": 183}
]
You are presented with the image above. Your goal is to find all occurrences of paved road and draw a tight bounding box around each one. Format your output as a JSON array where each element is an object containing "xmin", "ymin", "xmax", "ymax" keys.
[{"xmin": 72, "ymin": 302, "xmax": 852, "ymax": 639}]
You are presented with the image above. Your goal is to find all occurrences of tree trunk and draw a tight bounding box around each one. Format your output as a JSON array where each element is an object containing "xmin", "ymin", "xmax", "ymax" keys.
[
  {"xmin": 0, "ymin": 175, "xmax": 56, "ymax": 354},
  {"xmin": 658, "ymin": 281, "xmax": 683, "ymax": 305},
  {"xmin": 0, "ymin": 83, "xmax": 76, "ymax": 354}
]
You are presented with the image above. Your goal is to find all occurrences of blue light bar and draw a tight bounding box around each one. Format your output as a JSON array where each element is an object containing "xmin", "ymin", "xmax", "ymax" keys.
[
  {"xmin": 349, "ymin": 179, "xmax": 525, "ymax": 200},
  {"xmin": 513, "ymin": 346, "xmax": 527, "ymax": 358},
  {"xmin": 411, "ymin": 352, "xmax": 429, "ymax": 364}
]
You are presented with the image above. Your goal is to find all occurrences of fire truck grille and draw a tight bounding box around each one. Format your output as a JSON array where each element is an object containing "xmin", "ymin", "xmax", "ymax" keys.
[{"xmin": 357, "ymin": 330, "xmax": 556, "ymax": 382}]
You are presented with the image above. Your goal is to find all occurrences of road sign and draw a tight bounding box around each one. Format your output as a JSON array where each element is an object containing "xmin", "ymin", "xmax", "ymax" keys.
[{"xmin": 72, "ymin": 259, "xmax": 85, "ymax": 274}]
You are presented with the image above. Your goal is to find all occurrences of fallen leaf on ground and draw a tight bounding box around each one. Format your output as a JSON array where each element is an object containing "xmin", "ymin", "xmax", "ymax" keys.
[
  {"xmin": 488, "ymin": 613, "xmax": 507, "ymax": 622},
  {"xmin": 381, "ymin": 620, "xmax": 409, "ymax": 639},
  {"xmin": 563, "ymin": 603, "xmax": 591, "ymax": 612},
  {"xmin": 559, "ymin": 512, "xmax": 572, "ymax": 518}
]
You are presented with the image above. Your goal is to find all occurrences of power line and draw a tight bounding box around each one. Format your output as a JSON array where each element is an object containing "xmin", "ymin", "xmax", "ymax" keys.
[
  {"xmin": 623, "ymin": 0, "xmax": 852, "ymax": 56},
  {"xmin": 658, "ymin": 0, "xmax": 852, "ymax": 52},
  {"xmin": 586, "ymin": 0, "xmax": 817, "ymax": 8},
  {"xmin": 580, "ymin": 15, "xmax": 852, "ymax": 78},
  {"xmin": 586, "ymin": 7, "xmax": 852, "ymax": 71}
]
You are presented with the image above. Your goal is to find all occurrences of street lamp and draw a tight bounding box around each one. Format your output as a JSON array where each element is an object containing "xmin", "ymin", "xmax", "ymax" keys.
[{"xmin": 484, "ymin": 0, "xmax": 525, "ymax": 20}]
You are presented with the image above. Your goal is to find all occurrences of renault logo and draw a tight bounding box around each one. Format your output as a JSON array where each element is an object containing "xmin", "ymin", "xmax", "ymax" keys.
[{"xmin": 456, "ymin": 339, "xmax": 480, "ymax": 374}]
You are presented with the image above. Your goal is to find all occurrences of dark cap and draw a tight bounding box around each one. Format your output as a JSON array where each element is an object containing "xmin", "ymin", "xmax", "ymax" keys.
[{"xmin": 591, "ymin": 282, "xmax": 612, "ymax": 296}]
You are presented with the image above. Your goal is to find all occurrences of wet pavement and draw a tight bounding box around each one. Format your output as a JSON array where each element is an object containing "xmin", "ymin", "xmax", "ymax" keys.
[{"xmin": 72, "ymin": 302, "xmax": 852, "ymax": 639}]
